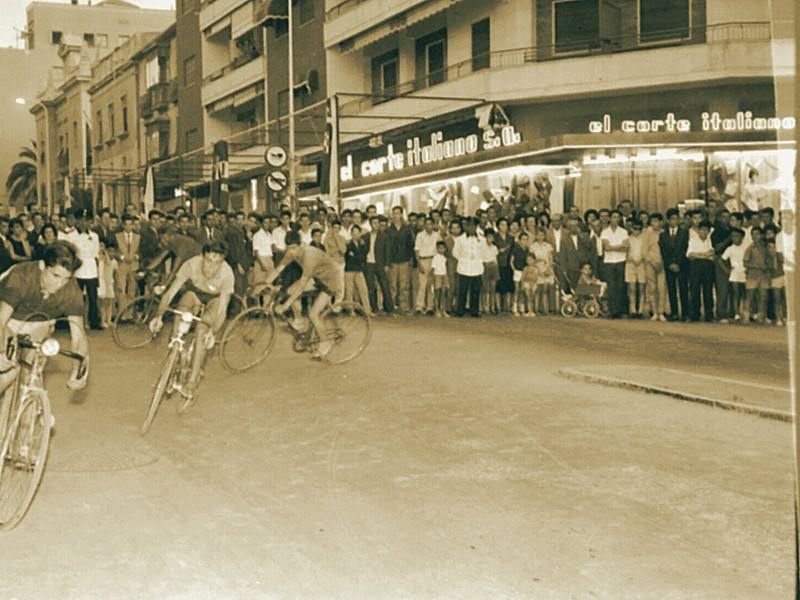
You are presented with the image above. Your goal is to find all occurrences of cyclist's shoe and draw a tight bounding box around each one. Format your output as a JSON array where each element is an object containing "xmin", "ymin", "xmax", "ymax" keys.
[
  {"xmin": 311, "ymin": 341, "xmax": 333, "ymax": 360},
  {"xmin": 177, "ymin": 379, "xmax": 199, "ymax": 413},
  {"xmin": 290, "ymin": 317, "xmax": 309, "ymax": 333}
]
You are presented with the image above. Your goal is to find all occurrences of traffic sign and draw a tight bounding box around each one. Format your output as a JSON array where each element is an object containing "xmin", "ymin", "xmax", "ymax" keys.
[
  {"xmin": 266, "ymin": 169, "xmax": 288, "ymax": 192},
  {"xmin": 264, "ymin": 146, "xmax": 288, "ymax": 168}
]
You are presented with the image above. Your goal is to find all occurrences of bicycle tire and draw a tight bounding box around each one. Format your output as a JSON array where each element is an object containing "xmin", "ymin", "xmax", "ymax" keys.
[
  {"xmin": 218, "ymin": 307, "xmax": 277, "ymax": 373},
  {"xmin": 113, "ymin": 295, "xmax": 160, "ymax": 350},
  {"xmin": 176, "ymin": 337, "xmax": 198, "ymax": 415},
  {"xmin": 319, "ymin": 302, "xmax": 372, "ymax": 365},
  {"xmin": 0, "ymin": 390, "xmax": 53, "ymax": 530},
  {"xmin": 141, "ymin": 346, "xmax": 179, "ymax": 435}
]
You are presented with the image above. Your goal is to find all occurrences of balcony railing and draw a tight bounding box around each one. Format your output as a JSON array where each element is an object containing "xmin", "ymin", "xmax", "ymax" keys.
[
  {"xmin": 343, "ymin": 22, "xmax": 771, "ymax": 115},
  {"xmin": 139, "ymin": 81, "xmax": 176, "ymax": 118},
  {"xmin": 202, "ymin": 50, "xmax": 262, "ymax": 86},
  {"xmin": 325, "ymin": 0, "xmax": 368, "ymax": 22}
]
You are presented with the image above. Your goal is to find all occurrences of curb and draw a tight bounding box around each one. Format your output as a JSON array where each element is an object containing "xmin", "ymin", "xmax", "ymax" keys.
[{"xmin": 557, "ymin": 368, "xmax": 792, "ymax": 423}]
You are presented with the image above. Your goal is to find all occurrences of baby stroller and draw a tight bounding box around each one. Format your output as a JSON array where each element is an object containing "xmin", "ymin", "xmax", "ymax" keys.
[{"xmin": 560, "ymin": 283, "xmax": 609, "ymax": 319}]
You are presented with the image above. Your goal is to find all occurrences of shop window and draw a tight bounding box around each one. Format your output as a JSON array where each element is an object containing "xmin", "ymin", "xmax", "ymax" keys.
[
  {"xmin": 108, "ymin": 103, "xmax": 115, "ymax": 138},
  {"xmin": 415, "ymin": 28, "xmax": 447, "ymax": 89},
  {"xmin": 471, "ymin": 19, "xmax": 490, "ymax": 72},
  {"xmin": 553, "ymin": 0, "xmax": 599, "ymax": 53},
  {"xmin": 183, "ymin": 55, "xmax": 198, "ymax": 86},
  {"xmin": 51, "ymin": 31, "xmax": 62, "ymax": 45},
  {"xmin": 298, "ymin": 0, "xmax": 315, "ymax": 25},
  {"xmin": 83, "ymin": 33, "xmax": 95, "ymax": 47},
  {"xmin": 639, "ymin": 0, "xmax": 690, "ymax": 43},
  {"xmin": 371, "ymin": 49, "xmax": 398, "ymax": 101}
]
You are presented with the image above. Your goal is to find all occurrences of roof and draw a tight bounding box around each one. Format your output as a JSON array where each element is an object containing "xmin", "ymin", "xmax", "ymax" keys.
[{"xmin": 96, "ymin": 0, "xmax": 141, "ymax": 8}]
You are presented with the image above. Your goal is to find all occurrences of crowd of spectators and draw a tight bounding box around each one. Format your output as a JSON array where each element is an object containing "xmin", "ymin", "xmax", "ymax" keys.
[{"xmin": 0, "ymin": 195, "xmax": 793, "ymax": 328}]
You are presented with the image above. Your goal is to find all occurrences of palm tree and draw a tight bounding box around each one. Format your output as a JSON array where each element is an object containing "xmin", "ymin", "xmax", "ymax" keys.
[{"xmin": 5, "ymin": 143, "xmax": 38, "ymax": 209}]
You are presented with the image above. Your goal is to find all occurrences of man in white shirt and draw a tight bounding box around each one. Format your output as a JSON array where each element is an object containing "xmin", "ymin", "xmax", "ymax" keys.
[
  {"xmin": 249, "ymin": 213, "xmax": 274, "ymax": 285},
  {"xmin": 60, "ymin": 209, "xmax": 102, "ymax": 330},
  {"xmin": 340, "ymin": 209, "xmax": 354, "ymax": 242},
  {"xmin": 453, "ymin": 217, "xmax": 484, "ymax": 317},
  {"xmin": 686, "ymin": 219, "xmax": 716, "ymax": 321},
  {"xmin": 414, "ymin": 217, "xmax": 441, "ymax": 314},
  {"xmin": 600, "ymin": 211, "xmax": 629, "ymax": 318},
  {"xmin": 776, "ymin": 209, "xmax": 795, "ymax": 274},
  {"xmin": 271, "ymin": 209, "xmax": 292, "ymax": 265}
]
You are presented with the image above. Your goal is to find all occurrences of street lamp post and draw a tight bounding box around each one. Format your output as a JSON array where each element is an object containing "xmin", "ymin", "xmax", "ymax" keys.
[{"xmin": 286, "ymin": 0, "xmax": 297, "ymax": 214}]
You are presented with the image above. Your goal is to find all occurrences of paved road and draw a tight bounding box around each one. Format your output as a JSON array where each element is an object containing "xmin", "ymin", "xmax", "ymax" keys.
[{"xmin": 2, "ymin": 317, "xmax": 794, "ymax": 600}]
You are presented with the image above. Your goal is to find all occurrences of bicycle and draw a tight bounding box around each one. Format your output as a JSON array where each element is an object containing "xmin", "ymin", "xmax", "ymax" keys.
[
  {"xmin": 141, "ymin": 308, "xmax": 209, "ymax": 435},
  {"xmin": 218, "ymin": 285, "xmax": 371, "ymax": 372},
  {"xmin": 113, "ymin": 268, "xmax": 245, "ymax": 351},
  {"xmin": 0, "ymin": 324, "xmax": 86, "ymax": 530}
]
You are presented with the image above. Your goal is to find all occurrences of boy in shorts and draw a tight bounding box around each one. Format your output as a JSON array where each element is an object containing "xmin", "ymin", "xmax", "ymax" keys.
[
  {"xmin": 721, "ymin": 228, "xmax": 746, "ymax": 322},
  {"xmin": 625, "ymin": 220, "xmax": 646, "ymax": 318},
  {"xmin": 432, "ymin": 241, "xmax": 449, "ymax": 317},
  {"xmin": 743, "ymin": 227, "xmax": 770, "ymax": 323}
]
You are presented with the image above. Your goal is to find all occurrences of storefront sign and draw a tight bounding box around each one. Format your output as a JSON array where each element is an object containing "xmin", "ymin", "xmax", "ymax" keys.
[
  {"xmin": 589, "ymin": 111, "xmax": 796, "ymax": 134},
  {"xmin": 339, "ymin": 125, "xmax": 522, "ymax": 183}
]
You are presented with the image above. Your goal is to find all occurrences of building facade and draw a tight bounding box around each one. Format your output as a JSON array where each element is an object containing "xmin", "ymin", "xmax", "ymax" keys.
[
  {"xmin": 322, "ymin": 0, "xmax": 795, "ymax": 215},
  {"xmin": 176, "ymin": 0, "xmax": 206, "ymax": 156}
]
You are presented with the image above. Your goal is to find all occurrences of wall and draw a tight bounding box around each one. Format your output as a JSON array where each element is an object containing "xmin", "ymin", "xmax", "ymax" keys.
[{"xmin": 176, "ymin": 0, "xmax": 205, "ymax": 154}]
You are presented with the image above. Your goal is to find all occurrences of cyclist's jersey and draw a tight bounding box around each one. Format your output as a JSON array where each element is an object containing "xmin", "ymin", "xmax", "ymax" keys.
[
  {"xmin": 297, "ymin": 246, "xmax": 341, "ymax": 296},
  {"xmin": 0, "ymin": 261, "xmax": 84, "ymax": 321},
  {"xmin": 176, "ymin": 255, "xmax": 235, "ymax": 301},
  {"xmin": 165, "ymin": 234, "xmax": 202, "ymax": 263}
]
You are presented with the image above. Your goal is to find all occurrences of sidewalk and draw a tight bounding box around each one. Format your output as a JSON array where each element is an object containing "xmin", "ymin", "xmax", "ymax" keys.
[{"xmin": 558, "ymin": 364, "xmax": 792, "ymax": 422}]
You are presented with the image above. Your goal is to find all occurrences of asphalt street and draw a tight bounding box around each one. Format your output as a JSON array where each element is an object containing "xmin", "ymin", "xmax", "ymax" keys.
[{"xmin": 1, "ymin": 316, "xmax": 794, "ymax": 600}]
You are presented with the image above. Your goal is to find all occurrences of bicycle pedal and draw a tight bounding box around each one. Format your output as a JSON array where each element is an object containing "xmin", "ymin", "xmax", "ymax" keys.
[{"xmin": 47, "ymin": 415, "xmax": 56, "ymax": 429}]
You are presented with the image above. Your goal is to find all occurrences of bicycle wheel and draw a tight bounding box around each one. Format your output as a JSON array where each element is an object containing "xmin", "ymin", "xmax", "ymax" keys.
[
  {"xmin": 218, "ymin": 307, "xmax": 276, "ymax": 373},
  {"xmin": 318, "ymin": 302, "xmax": 372, "ymax": 365},
  {"xmin": 0, "ymin": 390, "xmax": 53, "ymax": 530},
  {"xmin": 113, "ymin": 295, "xmax": 160, "ymax": 350},
  {"xmin": 176, "ymin": 337, "xmax": 198, "ymax": 415},
  {"xmin": 141, "ymin": 346, "xmax": 179, "ymax": 435}
]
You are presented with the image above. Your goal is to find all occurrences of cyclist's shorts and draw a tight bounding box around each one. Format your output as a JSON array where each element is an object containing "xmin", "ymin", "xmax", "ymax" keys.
[
  {"xmin": 181, "ymin": 282, "xmax": 220, "ymax": 306},
  {"xmin": 313, "ymin": 278, "xmax": 335, "ymax": 298}
]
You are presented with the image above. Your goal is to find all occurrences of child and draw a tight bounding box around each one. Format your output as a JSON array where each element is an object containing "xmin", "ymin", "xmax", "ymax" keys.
[
  {"xmin": 97, "ymin": 240, "xmax": 118, "ymax": 329},
  {"xmin": 578, "ymin": 262, "xmax": 607, "ymax": 297},
  {"xmin": 520, "ymin": 254, "xmax": 539, "ymax": 317},
  {"xmin": 529, "ymin": 228, "xmax": 554, "ymax": 315},
  {"xmin": 721, "ymin": 228, "xmax": 746, "ymax": 322},
  {"xmin": 767, "ymin": 239, "xmax": 786, "ymax": 326},
  {"xmin": 432, "ymin": 241, "xmax": 450, "ymax": 317},
  {"xmin": 743, "ymin": 227, "xmax": 769, "ymax": 323},
  {"xmin": 481, "ymin": 230, "xmax": 499, "ymax": 315},
  {"xmin": 509, "ymin": 231, "xmax": 529, "ymax": 316},
  {"xmin": 625, "ymin": 220, "xmax": 646, "ymax": 318}
]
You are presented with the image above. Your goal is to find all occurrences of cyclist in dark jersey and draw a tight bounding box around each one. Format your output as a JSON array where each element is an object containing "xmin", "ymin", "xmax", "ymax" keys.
[
  {"xmin": 149, "ymin": 240, "xmax": 234, "ymax": 397},
  {"xmin": 264, "ymin": 230, "xmax": 342, "ymax": 359},
  {"xmin": 0, "ymin": 242, "xmax": 90, "ymax": 395}
]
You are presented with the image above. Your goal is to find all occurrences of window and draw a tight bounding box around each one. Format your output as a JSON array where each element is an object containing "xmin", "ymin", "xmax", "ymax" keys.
[
  {"xmin": 145, "ymin": 57, "xmax": 160, "ymax": 88},
  {"xmin": 553, "ymin": 0, "xmax": 599, "ymax": 53},
  {"xmin": 415, "ymin": 29, "xmax": 447, "ymax": 89},
  {"xmin": 277, "ymin": 89, "xmax": 289, "ymax": 118},
  {"xmin": 185, "ymin": 128, "xmax": 200, "ymax": 151},
  {"xmin": 471, "ymin": 19, "xmax": 490, "ymax": 71},
  {"xmin": 639, "ymin": 0, "xmax": 690, "ymax": 42},
  {"xmin": 51, "ymin": 31, "xmax": 62, "ymax": 44},
  {"xmin": 183, "ymin": 55, "xmax": 198, "ymax": 86},
  {"xmin": 274, "ymin": 16, "xmax": 289, "ymax": 38},
  {"xmin": 371, "ymin": 49, "xmax": 398, "ymax": 100},
  {"xmin": 108, "ymin": 103, "xmax": 115, "ymax": 138},
  {"xmin": 97, "ymin": 33, "xmax": 108, "ymax": 47},
  {"xmin": 121, "ymin": 97, "xmax": 128, "ymax": 133},
  {"xmin": 96, "ymin": 110, "xmax": 103, "ymax": 143},
  {"xmin": 298, "ymin": 0, "xmax": 315, "ymax": 24},
  {"xmin": 83, "ymin": 33, "xmax": 95, "ymax": 46}
]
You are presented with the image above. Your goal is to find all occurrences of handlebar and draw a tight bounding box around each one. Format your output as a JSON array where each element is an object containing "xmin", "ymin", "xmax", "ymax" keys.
[{"xmin": 13, "ymin": 335, "xmax": 88, "ymax": 379}]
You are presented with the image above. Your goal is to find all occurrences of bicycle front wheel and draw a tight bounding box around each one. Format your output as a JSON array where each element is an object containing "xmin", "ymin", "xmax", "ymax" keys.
[
  {"xmin": 141, "ymin": 346, "xmax": 179, "ymax": 435},
  {"xmin": 113, "ymin": 295, "xmax": 160, "ymax": 350},
  {"xmin": 0, "ymin": 390, "xmax": 53, "ymax": 530},
  {"xmin": 219, "ymin": 307, "xmax": 276, "ymax": 373},
  {"xmin": 319, "ymin": 302, "xmax": 372, "ymax": 365}
]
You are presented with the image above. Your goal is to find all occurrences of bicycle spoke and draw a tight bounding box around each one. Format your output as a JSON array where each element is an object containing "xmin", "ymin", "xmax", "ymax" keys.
[
  {"xmin": 113, "ymin": 296, "xmax": 160, "ymax": 350},
  {"xmin": 219, "ymin": 308, "xmax": 276, "ymax": 373},
  {"xmin": 319, "ymin": 303, "xmax": 372, "ymax": 365}
]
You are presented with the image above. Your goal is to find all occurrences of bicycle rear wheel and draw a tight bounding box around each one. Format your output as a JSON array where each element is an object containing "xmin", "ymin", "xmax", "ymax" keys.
[
  {"xmin": 319, "ymin": 302, "xmax": 372, "ymax": 365},
  {"xmin": 141, "ymin": 346, "xmax": 179, "ymax": 435},
  {"xmin": 113, "ymin": 295, "xmax": 160, "ymax": 350},
  {"xmin": 218, "ymin": 307, "xmax": 276, "ymax": 373},
  {"xmin": 0, "ymin": 390, "xmax": 53, "ymax": 530}
]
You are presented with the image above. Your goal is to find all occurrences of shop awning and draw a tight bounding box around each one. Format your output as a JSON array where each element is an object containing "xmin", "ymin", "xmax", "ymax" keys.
[{"xmin": 343, "ymin": 0, "xmax": 464, "ymax": 54}]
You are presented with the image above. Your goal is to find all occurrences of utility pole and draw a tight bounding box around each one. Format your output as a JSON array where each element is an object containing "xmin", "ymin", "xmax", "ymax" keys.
[{"xmin": 287, "ymin": 0, "xmax": 296, "ymax": 214}]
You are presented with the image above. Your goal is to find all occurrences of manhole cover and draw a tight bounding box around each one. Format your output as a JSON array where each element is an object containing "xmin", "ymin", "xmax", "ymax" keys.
[{"xmin": 47, "ymin": 437, "xmax": 160, "ymax": 473}]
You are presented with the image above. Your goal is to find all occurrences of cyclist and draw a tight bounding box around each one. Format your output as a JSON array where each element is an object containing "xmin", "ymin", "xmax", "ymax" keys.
[
  {"xmin": 0, "ymin": 242, "xmax": 90, "ymax": 395},
  {"xmin": 264, "ymin": 230, "xmax": 342, "ymax": 359},
  {"xmin": 144, "ymin": 225, "xmax": 203, "ymax": 286},
  {"xmin": 148, "ymin": 240, "xmax": 233, "ymax": 400}
]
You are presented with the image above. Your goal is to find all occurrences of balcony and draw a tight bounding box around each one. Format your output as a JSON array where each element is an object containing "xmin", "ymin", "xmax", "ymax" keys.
[
  {"xmin": 325, "ymin": 0, "xmax": 437, "ymax": 49},
  {"xmin": 202, "ymin": 53, "xmax": 264, "ymax": 108},
  {"xmin": 139, "ymin": 81, "xmax": 174, "ymax": 119},
  {"xmin": 341, "ymin": 22, "xmax": 775, "ymax": 117}
]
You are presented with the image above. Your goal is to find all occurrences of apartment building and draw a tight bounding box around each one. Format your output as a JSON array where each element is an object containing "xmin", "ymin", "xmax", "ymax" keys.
[
  {"xmin": 323, "ymin": 0, "xmax": 795, "ymax": 215},
  {"xmin": 2, "ymin": 0, "xmax": 174, "ymax": 212},
  {"xmin": 176, "ymin": 0, "xmax": 206, "ymax": 155}
]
